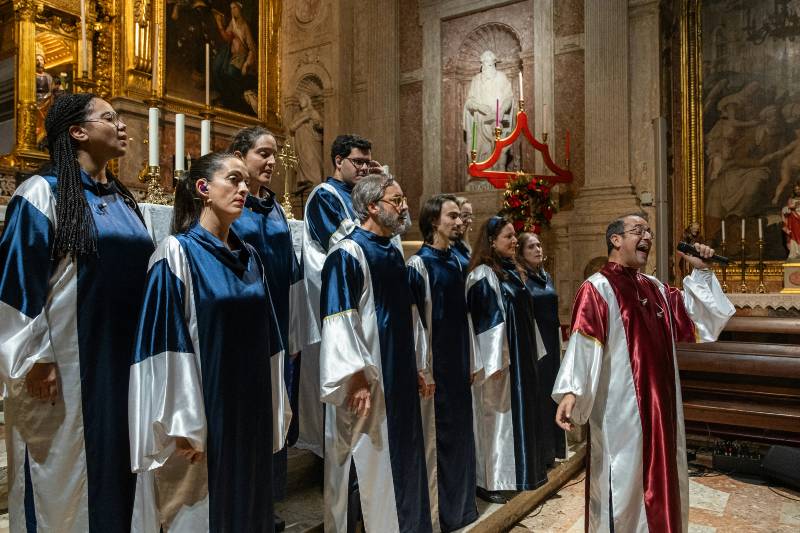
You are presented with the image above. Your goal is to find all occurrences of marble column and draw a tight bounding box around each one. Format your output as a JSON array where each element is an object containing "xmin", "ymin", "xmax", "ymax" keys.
[
  {"xmin": 421, "ymin": 15, "xmax": 441, "ymax": 199},
  {"xmin": 533, "ymin": 0, "xmax": 554, "ymax": 174}
]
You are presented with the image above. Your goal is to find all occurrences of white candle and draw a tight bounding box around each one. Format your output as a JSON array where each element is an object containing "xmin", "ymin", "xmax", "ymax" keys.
[
  {"xmin": 518, "ymin": 71, "xmax": 524, "ymax": 101},
  {"xmin": 205, "ymin": 43, "xmax": 211, "ymax": 106},
  {"xmin": 758, "ymin": 218, "xmax": 763, "ymax": 239},
  {"xmin": 148, "ymin": 107, "xmax": 159, "ymax": 167},
  {"xmin": 741, "ymin": 218, "xmax": 746, "ymax": 240},
  {"xmin": 200, "ymin": 119, "xmax": 211, "ymax": 156},
  {"xmin": 175, "ymin": 114, "xmax": 185, "ymax": 171},
  {"xmin": 721, "ymin": 220, "xmax": 726, "ymax": 242},
  {"xmin": 151, "ymin": 23, "xmax": 159, "ymax": 92},
  {"xmin": 80, "ymin": 0, "xmax": 88, "ymax": 74},
  {"xmin": 542, "ymin": 103, "xmax": 549, "ymax": 135}
]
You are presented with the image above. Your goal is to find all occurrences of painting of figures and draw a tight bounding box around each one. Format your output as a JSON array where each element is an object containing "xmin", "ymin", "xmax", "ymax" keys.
[{"xmin": 165, "ymin": 0, "xmax": 259, "ymax": 116}]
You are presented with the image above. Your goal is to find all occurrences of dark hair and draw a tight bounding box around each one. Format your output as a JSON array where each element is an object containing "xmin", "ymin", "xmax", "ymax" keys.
[
  {"xmin": 228, "ymin": 126, "xmax": 274, "ymax": 156},
  {"xmin": 330, "ymin": 134, "xmax": 371, "ymax": 168},
  {"xmin": 605, "ymin": 212, "xmax": 648, "ymax": 254},
  {"xmin": 171, "ymin": 152, "xmax": 238, "ymax": 234},
  {"xmin": 419, "ymin": 194, "xmax": 458, "ymax": 244},
  {"xmin": 467, "ymin": 215, "xmax": 523, "ymax": 280}
]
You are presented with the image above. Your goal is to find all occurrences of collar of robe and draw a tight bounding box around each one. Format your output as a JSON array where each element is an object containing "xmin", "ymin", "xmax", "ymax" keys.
[
  {"xmin": 422, "ymin": 243, "xmax": 452, "ymax": 258},
  {"xmin": 188, "ymin": 221, "xmax": 251, "ymax": 275},
  {"xmin": 525, "ymin": 266, "xmax": 548, "ymax": 286},
  {"xmin": 326, "ymin": 175, "xmax": 354, "ymax": 193},
  {"xmin": 355, "ymin": 226, "xmax": 394, "ymax": 246},
  {"xmin": 245, "ymin": 189, "xmax": 276, "ymax": 215},
  {"xmin": 605, "ymin": 261, "xmax": 641, "ymax": 277}
]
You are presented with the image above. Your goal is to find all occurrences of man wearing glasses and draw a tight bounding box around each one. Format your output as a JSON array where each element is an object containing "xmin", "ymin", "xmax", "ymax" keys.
[
  {"xmin": 318, "ymin": 173, "xmax": 432, "ymax": 533},
  {"xmin": 552, "ymin": 213, "xmax": 734, "ymax": 533},
  {"xmin": 298, "ymin": 134, "xmax": 379, "ymax": 457}
]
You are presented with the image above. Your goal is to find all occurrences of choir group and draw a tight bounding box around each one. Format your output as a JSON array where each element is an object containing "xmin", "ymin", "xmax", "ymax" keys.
[{"xmin": 0, "ymin": 93, "xmax": 735, "ymax": 533}]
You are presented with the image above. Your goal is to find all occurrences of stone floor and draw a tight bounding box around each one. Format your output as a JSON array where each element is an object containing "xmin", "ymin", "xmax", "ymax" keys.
[{"xmin": 515, "ymin": 468, "xmax": 800, "ymax": 532}]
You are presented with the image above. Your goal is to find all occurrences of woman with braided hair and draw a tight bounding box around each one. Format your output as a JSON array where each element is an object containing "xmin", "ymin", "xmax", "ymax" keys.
[{"xmin": 0, "ymin": 92, "xmax": 154, "ymax": 531}]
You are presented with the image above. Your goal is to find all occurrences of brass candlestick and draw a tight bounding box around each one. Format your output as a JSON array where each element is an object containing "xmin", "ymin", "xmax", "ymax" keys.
[
  {"xmin": 73, "ymin": 72, "xmax": 98, "ymax": 93},
  {"xmin": 470, "ymin": 150, "xmax": 477, "ymax": 163},
  {"xmin": 138, "ymin": 165, "xmax": 172, "ymax": 205},
  {"xmin": 757, "ymin": 238, "xmax": 766, "ymax": 294},
  {"xmin": 277, "ymin": 141, "xmax": 299, "ymax": 219},
  {"xmin": 739, "ymin": 238, "xmax": 748, "ymax": 293},
  {"xmin": 518, "ymin": 99, "xmax": 525, "ymax": 113},
  {"xmin": 542, "ymin": 132, "xmax": 549, "ymax": 144},
  {"xmin": 720, "ymin": 240, "xmax": 729, "ymax": 293},
  {"xmin": 494, "ymin": 127, "xmax": 502, "ymax": 141}
]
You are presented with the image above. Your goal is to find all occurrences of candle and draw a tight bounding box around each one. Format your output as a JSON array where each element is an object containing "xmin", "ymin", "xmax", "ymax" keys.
[
  {"xmin": 80, "ymin": 0, "xmax": 88, "ymax": 74},
  {"xmin": 758, "ymin": 218, "xmax": 763, "ymax": 239},
  {"xmin": 471, "ymin": 116, "xmax": 477, "ymax": 152},
  {"xmin": 518, "ymin": 72, "xmax": 524, "ymax": 101},
  {"xmin": 205, "ymin": 43, "xmax": 211, "ymax": 106},
  {"xmin": 175, "ymin": 114, "xmax": 185, "ymax": 171},
  {"xmin": 151, "ymin": 23, "xmax": 159, "ymax": 92},
  {"xmin": 721, "ymin": 220, "xmax": 726, "ymax": 242},
  {"xmin": 741, "ymin": 218, "xmax": 746, "ymax": 240},
  {"xmin": 148, "ymin": 107, "xmax": 159, "ymax": 167},
  {"xmin": 495, "ymin": 99, "xmax": 500, "ymax": 127},
  {"xmin": 200, "ymin": 119, "xmax": 211, "ymax": 156},
  {"xmin": 542, "ymin": 104, "xmax": 549, "ymax": 135},
  {"xmin": 565, "ymin": 130, "xmax": 571, "ymax": 160}
]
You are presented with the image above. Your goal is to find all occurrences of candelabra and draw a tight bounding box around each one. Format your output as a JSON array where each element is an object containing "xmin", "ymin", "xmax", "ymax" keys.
[
  {"xmin": 739, "ymin": 238, "xmax": 748, "ymax": 293},
  {"xmin": 139, "ymin": 165, "xmax": 172, "ymax": 205},
  {"xmin": 719, "ymin": 240, "xmax": 729, "ymax": 292},
  {"xmin": 757, "ymin": 238, "xmax": 766, "ymax": 294},
  {"xmin": 72, "ymin": 71, "xmax": 98, "ymax": 93},
  {"xmin": 277, "ymin": 141, "xmax": 299, "ymax": 219}
]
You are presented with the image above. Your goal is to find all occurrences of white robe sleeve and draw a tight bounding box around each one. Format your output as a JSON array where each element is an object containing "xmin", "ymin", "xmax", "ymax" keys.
[
  {"xmin": 466, "ymin": 266, "xmax": 508, "ymax": 383},
  {"xmin": 679, "ymin": 269, "xmax": 735, "ymax": 342},
  {"xmin": 407, "ymin": 255, "xmax": 434, "ymax": 385}
]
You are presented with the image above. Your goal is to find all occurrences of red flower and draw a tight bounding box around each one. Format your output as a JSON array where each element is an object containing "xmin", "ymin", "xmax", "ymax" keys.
[
  {"xmin": 513, "ymin": 220, "xmax": 525, "ymax": 232},
  {"xmin": 527, "ymin": 181, "xmax": 537, "ymax": 191},
  {"xmin": 532, "ymin": 224, "xmax": 542, "ymax": 234},
  {"xmin": 544, "ymin": 206, "xmax": 553, "ymax": 220},
  {"xmin": 507, "ymin": 195, "xmax": 522, "ymax": 208}
]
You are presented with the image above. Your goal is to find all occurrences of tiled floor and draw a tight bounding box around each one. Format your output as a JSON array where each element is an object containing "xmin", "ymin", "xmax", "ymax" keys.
[{"xmin": 516, "ymin": 469, "xmax": 800, "ymax": 532}]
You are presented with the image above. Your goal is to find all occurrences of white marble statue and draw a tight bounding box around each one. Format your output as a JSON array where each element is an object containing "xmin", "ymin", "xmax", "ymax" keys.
[
  {"xmin": 289, "ymin": 92, "xmax": 325, "ymax": 186},
  {"xmin": 463, "ymin": 50, "xmax": 516, "ymax": 169}
]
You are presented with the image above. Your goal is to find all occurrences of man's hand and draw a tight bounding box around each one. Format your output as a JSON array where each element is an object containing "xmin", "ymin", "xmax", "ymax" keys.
[
  {"xmin": 555, "ymin": 393, "xmax": 577, "ymax": 431},
  {"xmin": 25, "ymin": 362, "xmax": 59, "ymax": 404},
  {"xmin": 417, "ymin": 372, "xmax": 435, "ymax": 400},
  {"xmin": 367, "ymin": 160, "xmax": 384, "ymax": 175},
  {"xmin": 678, "ymin": 242, "xmax": 715, "ymax": 270},
  {"xmin": 175, "ymin": 437, "xmax": 205, "ymax": 465},
  {"xmin": 347, "ymin": 370, "xmax": 371, "ymax": 418}
]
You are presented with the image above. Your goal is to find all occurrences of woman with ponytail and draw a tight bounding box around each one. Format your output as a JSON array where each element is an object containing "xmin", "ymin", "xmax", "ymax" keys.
[
  {"xmin": 129, "ymin": 152, "xmax": 283, "ymax": 532},
  {"xmin": 465, "ymin": 216, "xmax": 549, "ymax": 503},
  {"xmin": 0, "ymin": 93, "xmax": 154, "ymax": 531}
]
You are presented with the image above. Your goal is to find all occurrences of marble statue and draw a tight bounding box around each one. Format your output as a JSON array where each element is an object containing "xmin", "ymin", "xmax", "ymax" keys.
[
  {"xmin": 289, "ymin": 92, "xmax": 324, "ymax": 186},
  {"xmin": 463, "ymin": 50, "xmax": 515, "ymax": 169}
]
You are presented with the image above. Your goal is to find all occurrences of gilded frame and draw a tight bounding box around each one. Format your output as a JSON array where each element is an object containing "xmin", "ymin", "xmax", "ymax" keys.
[{"xmin": 679, "ymin": 0, "xmax": 783, "ymax": 283}]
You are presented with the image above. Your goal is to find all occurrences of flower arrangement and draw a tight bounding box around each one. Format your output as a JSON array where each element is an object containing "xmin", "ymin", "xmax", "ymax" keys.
[{"xmin": 500, "ymin": 174, "xmax": 556, "ymax": 234}]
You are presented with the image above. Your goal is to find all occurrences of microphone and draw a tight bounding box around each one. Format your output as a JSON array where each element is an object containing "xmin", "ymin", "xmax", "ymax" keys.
[{"xmin": 677, "ymin": 241, "xmax": 730, "ymax": 265}]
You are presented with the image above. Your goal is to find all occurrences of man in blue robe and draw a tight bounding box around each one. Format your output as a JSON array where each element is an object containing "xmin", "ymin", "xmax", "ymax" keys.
[
  {"xmin": 319, "ymin": 174, "xmax": 432, "ymax": 533},
  {"xmin": 299, "ymin": 134, "xmax": 375, "ymax": 456},
  {"xmin": 407, "ymin": 194, "xmax": 478, "ymax": 532}
]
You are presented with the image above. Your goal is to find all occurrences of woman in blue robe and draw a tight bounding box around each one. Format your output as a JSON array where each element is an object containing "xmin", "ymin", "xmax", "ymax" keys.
[
  {"xmin": 450, "ymin": 197, "xmax": 473, "ymax": 273},
  {"xmin": 128, "ymin": 152, "xmax": 283, "ymax": 532},
  {"xmin": 0, "ymin": 93, "xmax": 154, "ymax": 532},
  {"xmin": 229, "ymin": 127, "xmax": 318, "ymax": 507},
  {"xmin": 517, "ymin": 232, "xmax": 566, "ymax": 465},
  {"xmin": 465, "ymin": 217, "xmax": 549, "ymax": 503},
  {"xmin": 407, "ymin": 194, "xmax": 478, "ymax": 532}
]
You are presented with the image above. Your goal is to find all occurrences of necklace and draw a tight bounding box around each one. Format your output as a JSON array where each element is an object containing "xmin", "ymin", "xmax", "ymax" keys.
[{"xmin": 623, "ymin": 268, "xmax": 665, "ymax": 318}]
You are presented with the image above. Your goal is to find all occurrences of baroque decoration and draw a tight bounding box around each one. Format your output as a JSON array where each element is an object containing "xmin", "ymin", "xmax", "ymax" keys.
[{"xmin": 500, "ymin": 175, "xmax": 556, "ymax": 234}]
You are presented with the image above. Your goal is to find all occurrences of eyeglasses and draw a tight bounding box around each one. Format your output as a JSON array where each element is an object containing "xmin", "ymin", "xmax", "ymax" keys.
[
  {"xmin": 460, "ymin": 213, "xmax": 474, "ymax": 221},
  {"xmin": 81, "ymin": 112, "xmax": 125, "ymax": 130},
  {"xmin": 380, "ymin": 196, "xmax": 407, "ymax": 209},
  {"xmin": 344, "ymin": 157, "xmax": 373, "ymax": 169},
  {"xmin": 622, "ymin": 225, "xmax": 654, "ymax": 238}
]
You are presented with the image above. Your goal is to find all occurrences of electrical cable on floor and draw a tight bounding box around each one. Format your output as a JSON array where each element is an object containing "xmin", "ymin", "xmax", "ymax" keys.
[{"xmin": 768, "ymin": 486, "xmax": 800, "ymax": 502}]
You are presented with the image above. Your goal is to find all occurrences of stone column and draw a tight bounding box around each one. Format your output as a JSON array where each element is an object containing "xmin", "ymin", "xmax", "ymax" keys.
[
  {"xmin": 533, "ymin": 0, "xmax": 554, "ymax": 174},
  {"xmin": 421, "ymin": 13, "xmax": 441, "ymax": 199}
]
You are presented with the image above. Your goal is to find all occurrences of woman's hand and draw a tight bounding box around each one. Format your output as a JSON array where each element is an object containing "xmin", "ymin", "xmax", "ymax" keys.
[
  {"xmin": 347, "ymin": 370, "xmax": 371, "ymax": 418},
  {"xmin": 25, "ymin": 362, "xmax": 59, "ymax": 404},
  {"xmin": 175, "ymin": 437, "xmax": 205, "ymax": 465}
]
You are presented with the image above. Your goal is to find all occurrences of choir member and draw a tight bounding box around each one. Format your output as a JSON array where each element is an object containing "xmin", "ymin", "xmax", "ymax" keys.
[
  {"xmin": 553, "ymin": 214, "xmax": 734, "ymax": 532},
  {"xmin": 517, "ymin": 232, "xmax": 566, "ymax": 465},
  {"xmin": 319, "ymin": 174, "xmax": 432, "ymax": 533},
  {"xmin": 128, "ymin": 152, "xmax": 283, "ymax": 532},
  {"xmin": 229, "ymin": 127, "xmax": 319, "ymax": 516},
  {"xmin": 466, "ymin": 216, "xmax": 549, "ymax": 503},
  {"xmin": 0, "ymin": 92, "xmax": 153, "ymax": 532},
  {"xmin": 407, "ymin": 194, "xmax": 478, "ymax": 532},
  {"xmin": 451, "ymin": 196, "xmax": 473, "ymax": 272},
  {"xmin": 300, "ymin": 134, "xmax": 375, "ymax": 456}
]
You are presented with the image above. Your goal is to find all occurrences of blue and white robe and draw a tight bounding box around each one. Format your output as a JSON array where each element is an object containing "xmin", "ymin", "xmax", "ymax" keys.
[
  {"xmin": 451, "ymin": 239, "xmax": 471, "ymax": 274},
  {"xmin": 466, "ymin": 262, "xmax": 549, "ymax": 491},
  {"xmin": 233, "ymin": 191, "xmax": 319, "ymax": 498},
  {"xmin": 128, "ymin": 224, "xmax": 283, "ymax": 533},
  {"xmin": 299, "ymin": 177, "xmax": 358, "ymax": 456},
  {"xmin": 0, "ymin": 173, "xmax": 154, "ymax": 532},
  {"xmin": 320, "ymin": 227, "xmax": 432, "ymax": 533},
  {"xmin": 407, "ymin": 245, "xmax": 478, "ymax": 533}
]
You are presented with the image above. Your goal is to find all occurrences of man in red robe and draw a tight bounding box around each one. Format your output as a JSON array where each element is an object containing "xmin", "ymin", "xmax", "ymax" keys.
[{"xmin": 553, "ymin": 213, "xmax": 734, "ymax": 533}]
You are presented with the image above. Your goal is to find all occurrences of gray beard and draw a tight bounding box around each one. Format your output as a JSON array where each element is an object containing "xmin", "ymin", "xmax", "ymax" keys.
[{"xmin": 377, "ymin": 205, "xmax": 411, "ymax": 236}]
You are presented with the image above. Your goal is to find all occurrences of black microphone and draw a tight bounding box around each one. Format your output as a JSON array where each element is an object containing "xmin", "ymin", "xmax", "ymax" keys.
[{"xmin": 677, "ymin": 241, "xmax": 730, "ymax": 265}]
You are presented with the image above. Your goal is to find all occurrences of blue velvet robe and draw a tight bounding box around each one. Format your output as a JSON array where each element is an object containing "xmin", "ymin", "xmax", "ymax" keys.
[
  {"xmin": 451, "ymin": 240, "xmax": 471, "ymax": 274},
  {"xmin": 0, "ymin": 172, "xmax": 154, "ymax": 532},
  {"xmin": 407, "ymin": 245, "xmax": 478, "ymax": 532},
  {"xmin": 524, "ymin": 268, "xmax": 566, "ymax": 463},
  {"xmin": 319, "ymin": 227, "xmax": 432, "ymax": 533},
  {"xmin": 129, "ymin": 224, "xmax": 283, "ymax": 532},
  {"xmin": 466, "ymin": 260, "xmax": 549, "ymax": 491}
]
